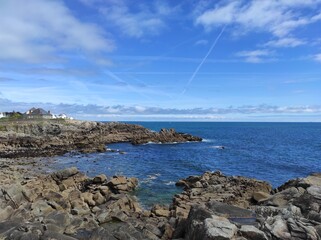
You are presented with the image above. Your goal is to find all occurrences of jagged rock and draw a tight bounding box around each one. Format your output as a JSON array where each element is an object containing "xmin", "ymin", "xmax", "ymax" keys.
[
  {"xmin": 152, "ymin": 205, "xmax": 171, "ymax": 218},
  {"xmin": 31, "ymin": 200, "xmax": 54, "ymax": 216},
  {"xmin": 52, "ymin": 167, "xmax": 79, "ymax": 181},
  {"xmin": 239, "ymin": 225, "xmax": 268, "ymax": 240},
  {"xmin": 263, "ymin": 187, "xmax": 302, "ymax": 207},
  {"xmin": 81, "ymin": 192, "xmax": 96, "ymax": 206},
  {"xmin": 93, "ymin": 192, "xmax": 105, "ymax": 205},
  {"xmin": 253, "ymin": 191, "xmax": 271, "ymax": 202},
  {"xmin": 93, "ymin": 174, "xmax": 107, "ymax": 184},
  {"xmin": 0, "ymin": 120, "xmax": 201, "ymax": 158},
  {"xmin": 0, "ymin": 205, "xmax": 14, "ymax": 221},
  {"xmin": 269, "ymin": 216, "xmax": 292, "ymax": 239},
  {"xmin": 204, "ymin": 216, "xmax": 238, "ymax": 240}
]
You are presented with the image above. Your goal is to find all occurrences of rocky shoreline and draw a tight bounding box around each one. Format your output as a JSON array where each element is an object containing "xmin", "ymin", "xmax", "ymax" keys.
[
  {"xmin": 0, "ymin": 120, "xmax": 202, "ymax": 158},
  {"xmin": 1, "ymin": 120, "xmax": 321, "ymax": 239},
  {"xmin": 0, "ymin": 157, "xmax": 320, "ymax": 240}
]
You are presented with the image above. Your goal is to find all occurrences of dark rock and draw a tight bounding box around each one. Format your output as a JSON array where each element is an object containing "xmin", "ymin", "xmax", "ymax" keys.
[{"xmin": 51, "ymin": 167, "xmax": 79, "ymax": 181}]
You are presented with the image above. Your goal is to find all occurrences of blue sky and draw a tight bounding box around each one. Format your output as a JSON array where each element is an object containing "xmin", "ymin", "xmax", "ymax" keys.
[{"xmin": 0, "ymin": 0, "xmax": 321, "ymax": 121}]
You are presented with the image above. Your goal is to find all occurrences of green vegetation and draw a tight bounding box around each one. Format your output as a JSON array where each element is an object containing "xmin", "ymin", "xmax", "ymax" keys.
[{"xmin": 0, "ymin": 125, "xmax": 6, "ymax": 131}]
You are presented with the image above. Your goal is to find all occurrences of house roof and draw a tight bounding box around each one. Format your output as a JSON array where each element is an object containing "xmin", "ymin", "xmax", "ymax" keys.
[{"xmin": 25, "ymin": 108, "xmax": 51, "ymax": 115}]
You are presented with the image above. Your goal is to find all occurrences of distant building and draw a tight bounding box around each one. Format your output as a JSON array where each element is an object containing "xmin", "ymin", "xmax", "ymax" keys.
[
  {"xmin": 0, "ymin": 111, "xmax": 23, "ymax": 119},
  {"xmin": 24, "ymin": 108, "xmax": 53, "ymax": 119},
  {"xmin": 0, "ymin": 112, "xmax": 6, "ymax": 118}
]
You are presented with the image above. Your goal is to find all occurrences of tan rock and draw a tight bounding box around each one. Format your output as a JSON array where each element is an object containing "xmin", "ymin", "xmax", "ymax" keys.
[
  {"xmin": 253, "ymin": 191, "xmax": 271, "ymax": 202},
  {"xmin": 93, "ymin": 174, "xmax": 107, "ymax": 184},
  {"xmin": 0, "ymin": 205, "xmax": 14, "ymax": 221},
  {"xmin": 81, "ymin": 192, "xmax": 95, "ymax": 206},
  {"xmin": 93, "ymin": 192, "xmax": 105, "ymax": 205},
  {"xmin": 31, "ymin": 200, "xmax": 54, "ymax": 216}
]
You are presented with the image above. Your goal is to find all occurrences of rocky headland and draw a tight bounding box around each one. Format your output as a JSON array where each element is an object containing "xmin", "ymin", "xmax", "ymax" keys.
[
  {"xmin": 0, "ymin": 158, "xmax": 321, "ymax": 239},
  {"xmin": 0, "ymin": 119, "xmax": 202, "ymax": 158},
  {"xmin": 1, "ymin": 120, "xmax": 320, "ymax": 239}
]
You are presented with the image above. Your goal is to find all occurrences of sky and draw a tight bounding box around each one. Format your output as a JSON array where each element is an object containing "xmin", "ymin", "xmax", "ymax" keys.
[{"xmin": 0, "ymin": 0, "xmax": 321, "ymax": 121}]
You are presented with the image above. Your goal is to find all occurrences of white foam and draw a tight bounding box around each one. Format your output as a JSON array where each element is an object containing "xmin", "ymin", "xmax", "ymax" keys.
[
  {"xmin": 202, "ymin": 139, "xmax": 214, "ymax": 143},
  {"xmin": 164, "ymin": 181, "xmax": 175, "ymax": 186},
  {"xmin": 210, "ymin": 145, "xmax": 226, "ymax": 149}
]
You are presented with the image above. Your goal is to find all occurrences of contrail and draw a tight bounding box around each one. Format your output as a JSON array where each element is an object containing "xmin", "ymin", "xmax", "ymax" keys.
[{"xmin": 181, "ymin": 26, "xmax": 226, "ymax": 95}]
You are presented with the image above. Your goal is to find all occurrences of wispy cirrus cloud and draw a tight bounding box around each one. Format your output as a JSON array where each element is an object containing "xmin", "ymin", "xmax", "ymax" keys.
[
  {"xmin": 0, "ymin": 0, "xmax": 113, "ymax": 63},
  {"xmin": 236, "ymin": 50, "xmax": 273, "ymax": 63},
  {"xmin": 82, "ymin": 0, "xmax": 176, "ymax": 38},
  {"xmin": 195, "ymin": 0, "xmax": 321, "ymax": 38},
  {"xmin": 263, "ymin": 37, "xmax": 306, "ymax": 48}
]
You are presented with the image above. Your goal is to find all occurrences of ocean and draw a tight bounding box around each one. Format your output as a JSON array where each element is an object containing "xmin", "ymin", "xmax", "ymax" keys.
[{"xmin": 49, "ymin": 122, "xmax": 321, "ymax": 207}]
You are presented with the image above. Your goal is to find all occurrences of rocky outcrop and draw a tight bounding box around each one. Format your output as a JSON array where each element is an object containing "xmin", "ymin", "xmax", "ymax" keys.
[
  {"xmin": 0, "ymin": 120, "xmax": 202, "ymax": 158},
  {"xmin": 1, "ymin": 156, "xmax": 321, "ymax": 239},
  {"xmin": 0, "ymin": 167, "xmax": 173, "ymax": 240},
  {"xmin": 170, "ymin": 171, "xmax": 321, "ymax": 240}
]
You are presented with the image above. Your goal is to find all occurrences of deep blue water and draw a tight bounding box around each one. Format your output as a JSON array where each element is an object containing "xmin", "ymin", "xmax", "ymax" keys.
[{"xmin": 49, "ymin": 122, "xmax": 321, "ymax": 207}]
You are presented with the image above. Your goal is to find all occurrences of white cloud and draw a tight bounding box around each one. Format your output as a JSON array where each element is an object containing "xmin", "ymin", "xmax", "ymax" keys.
[
  {"xmin": 196, "ymin": 0, "xmax": 321, "ymax": 37},
  {"xmin": 97, "ymin": 0, "xmax": 170, "ymax": 38},
  {"xmin": 0, "ymin": 0, "xmax": 113, "ymax": 63},
  {"xmin": 236, "ymin": 50, "xmax": 273, "ymax": 63},
  {"xmin": 264, "ymin": 37, "xmax": 306, "ymax": 48}
]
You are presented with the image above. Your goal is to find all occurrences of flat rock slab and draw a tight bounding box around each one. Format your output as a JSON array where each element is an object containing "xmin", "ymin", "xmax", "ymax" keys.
[{"xmin": 206, "ymin": 201, "xmax": 256, "ymax": 225}]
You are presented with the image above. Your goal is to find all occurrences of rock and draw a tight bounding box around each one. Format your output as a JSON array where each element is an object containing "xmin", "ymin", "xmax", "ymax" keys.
[
  {"xmin": 93, "ymin": 192, "xmax": 105, "ymax": 205},
  {"xmin": 22, "ymin": 187, "xmax": 38, "ymax": 202},
  {"xmin": 239, "ymin": 225, "xmax": 268, "ymax": 240},
  {"xmin": 42, "ymin": 231, "xmax": 78, "ymax": 240},
  {"xmin": 145, "ymin": 223, "xmax": 162, "ymax": 237},
  {"xmin": 270, "ymin": 216, "xmax": 292, "ymax": 239},
  {"xmin": 206, "ymin": 201, "xmax": 255, "ymax": 224},
  {"xmin": 253, "ymin": 191, "xmax": 271, "ymax": 202},
  {"xmin": 204, "ymin": 216, "xmax": 238, "ymax": 240},
  {"xmin": 52, "ymin": 167, "xmax": 79, "ymax": 181},
  {"xmin": 89, "ymin": 227, "xmax": 117, "ymax": 240},
  {"xmin": 152, "ymin": 205, "xmax": 171, "ymax": 218},
  {"xmin": 111, "ymin": 210, "xmax": 129, "ymax": 222},
  {"xmin": 93, "ymin": 174, "xmax": 107, "ymax": 184},
  {"xmin": 71, "ymin": 200, "xmax": 91, "ymax": 216},
  {"xmin": 81, "ymin": 192, "xmax": 96, "ymax": 206},
  {"xmin": 0, "ymin": 205, "xmax": 14, "ymax": 221},
  {"xmin": 44, "ymin": 190, "xmax": 70, "ymax": 209},
  {"xmin": 31, "ymin": 200, "xmax": 54, "ymax": 216}
]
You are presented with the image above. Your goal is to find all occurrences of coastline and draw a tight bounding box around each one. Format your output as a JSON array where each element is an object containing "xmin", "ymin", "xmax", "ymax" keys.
[
  {"xmin": 1, "ymin": 157, "xmax": 321, "ymax": 239},
  {"xmin": 0, "ymin": 119, "xmax": 202, "ymax": 158},
  {"xmin": 1, "ymin": 120, "xmax": 321, "ymax": 239}
]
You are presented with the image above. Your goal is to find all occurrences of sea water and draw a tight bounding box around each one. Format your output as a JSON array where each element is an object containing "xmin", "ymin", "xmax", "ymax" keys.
[{"xmin": 50, "ymin": 122, "xmax": 321, "ymax": 207}]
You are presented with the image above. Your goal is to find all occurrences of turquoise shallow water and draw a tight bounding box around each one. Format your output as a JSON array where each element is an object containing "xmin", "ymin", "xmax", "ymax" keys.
[{"xmin": 49, "ymin": 122, "xmax": 321, "ymax": 207}]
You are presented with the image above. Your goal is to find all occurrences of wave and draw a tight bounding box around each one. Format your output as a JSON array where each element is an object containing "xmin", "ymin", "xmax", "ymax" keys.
[
  {"xmin": 164, "ymin": 181, "xmax": 175, "ymax": 185},
  {"xmin": 141, "ymin": 173, "xmax": 161, "ymax": 184},
  {"xmin": 210, "ymin": 145, "xmax": 226, "ymax": 149},
  {"xmin": 202, "ymin": 139, "xmax": 215, "ymax": 143}
]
